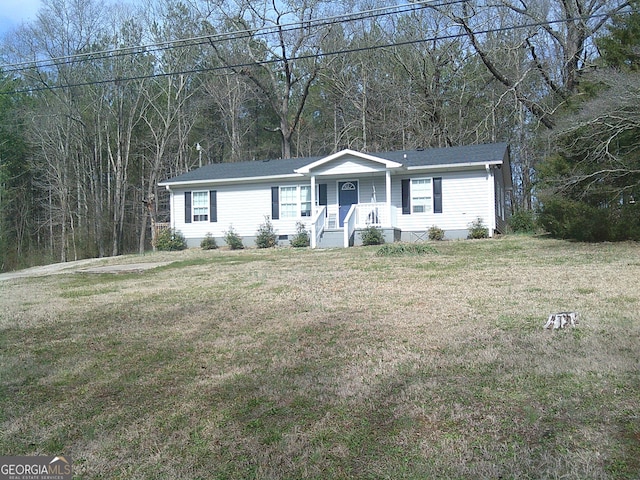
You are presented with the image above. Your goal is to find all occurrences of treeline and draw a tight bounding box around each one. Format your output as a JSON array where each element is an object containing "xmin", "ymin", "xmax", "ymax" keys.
[
  {"xmin": 537, "ymin": 1, "xmax": 640, "ymax": 241},
  {"xmin": 0, "ymin": 0, "xmax": 636, "ymax": 270}
]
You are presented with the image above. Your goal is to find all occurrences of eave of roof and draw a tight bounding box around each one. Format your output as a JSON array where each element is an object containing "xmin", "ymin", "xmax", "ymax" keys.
[
  {"xmin": 159, "ymin": 172, "xmax": 304, "ymax": 187},
  {"xmin": 158, "ymin": 142, "xmax": 509, "ymax": 187}
]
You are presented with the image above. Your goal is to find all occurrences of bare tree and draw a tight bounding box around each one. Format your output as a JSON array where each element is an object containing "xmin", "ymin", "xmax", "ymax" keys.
[
  {"xmin": 205, "ymin": 0, "xmax": 339, "ymax": 159},
  {"xmin": 137, "ymin": 0, "xmax": 203, "ymax": 252},
  {"xmin": 4, "ymin": 0, "xmax": 109, "ymax": 261},
  {"xmin": 204, "ymin": 72, "xmax": 256, "ymax": 162},
  {"xmin": 100, "ymin": 11, "xmax": 151, "ymax": 255},
  {"xmin": 438, "ymin": 0, "xmax": 630, "ymax": 129},
  {"xmin": 547, "ymin": 70, "xmax": 640, "ymax": 200}
]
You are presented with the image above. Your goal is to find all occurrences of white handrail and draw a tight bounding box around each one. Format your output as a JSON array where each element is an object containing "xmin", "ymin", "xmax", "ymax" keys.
[
  {"xmin": 310, "ymin": 205, "xmax": 326, "ymax": 249},
  {"xmin": 343, "ymin": 204, "xmax": 358, "ymax": 248},
  {"xmin": 356, "ymin": 202, "xmax": 386, "ymax": 227}
]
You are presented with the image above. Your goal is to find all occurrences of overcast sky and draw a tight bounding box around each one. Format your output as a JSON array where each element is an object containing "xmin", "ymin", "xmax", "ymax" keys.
[{"xmin": 0, "ymin": 0, "xmax": 42, "ymax": 38}]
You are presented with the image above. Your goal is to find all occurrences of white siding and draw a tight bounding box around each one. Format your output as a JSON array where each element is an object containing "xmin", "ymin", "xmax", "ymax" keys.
[
  {"xmin": 169, "ymin": 181, "xmax": 316, "ymax": 240},
  {"xmin": 166, "ymin": 165, "xmax": 499, "ymax": 243},
  {"xmin": 356, "ymin": 177, "xmax": 387, "ymax": 203},
  {"xmin": 393, "ymin": 169, "xmax": 492, "ymax": 232},
  {"xmin": 324, "ymin": 182, "xmax": 337, "ymax": 205}
]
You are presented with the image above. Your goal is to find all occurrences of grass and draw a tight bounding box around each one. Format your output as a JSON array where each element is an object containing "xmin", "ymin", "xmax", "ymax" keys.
[{"xmin": 1, "ymin": 236, "xmax": 639, "ymax": 479}]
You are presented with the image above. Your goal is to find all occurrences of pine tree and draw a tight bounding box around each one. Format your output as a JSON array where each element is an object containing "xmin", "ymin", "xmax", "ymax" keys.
[{"xmin": 597, "ymin": 1, "xmax": 640, "ymax": 71}]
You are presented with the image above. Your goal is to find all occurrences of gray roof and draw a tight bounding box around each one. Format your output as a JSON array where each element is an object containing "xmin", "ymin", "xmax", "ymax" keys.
[{"xmin": 159, "ymin": 142, "xmax": 509, "ymax": 186}]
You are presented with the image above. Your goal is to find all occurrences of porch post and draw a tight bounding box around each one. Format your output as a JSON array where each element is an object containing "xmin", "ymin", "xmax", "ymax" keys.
[
  {"xmin": 386, "ymin": 170, "xmax": 392, "ymax": 227},
  {"xmin": 310, "ymin": 175, "xmax": 317, "ymax": 248},
  {"xmin": 310, "ymin": 174, "xmax": 316, "ymax": 214}
]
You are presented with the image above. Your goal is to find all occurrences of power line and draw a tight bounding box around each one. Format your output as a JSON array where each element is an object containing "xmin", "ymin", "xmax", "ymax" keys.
[
  {"xmin": 0, "ymin": 12, "xmax": 613, "ymax": 96},
  {"xmin": 0, "ymin": 0, "xmax": 464, "ymax": 74}
]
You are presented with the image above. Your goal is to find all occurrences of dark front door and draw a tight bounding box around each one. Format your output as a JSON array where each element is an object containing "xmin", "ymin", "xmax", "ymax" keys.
[{"xmin": 338, "ymin": 181, "xmax": 359, "ymax": 227}]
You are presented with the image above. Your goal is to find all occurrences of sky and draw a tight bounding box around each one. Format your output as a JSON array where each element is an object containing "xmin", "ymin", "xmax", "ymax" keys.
[{"xmin": 0, "ymin": 0, "xmax": 42, "ymax": 37}]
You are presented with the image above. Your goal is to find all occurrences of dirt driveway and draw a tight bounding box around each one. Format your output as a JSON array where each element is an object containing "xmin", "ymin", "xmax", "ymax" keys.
[{"xmin": 0, "ymin": 258, "xmax": 172, "ymax": 281}]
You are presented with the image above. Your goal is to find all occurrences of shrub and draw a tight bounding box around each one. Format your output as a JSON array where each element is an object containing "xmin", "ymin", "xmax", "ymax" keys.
[
  {"xmin": 360, "ymin": 225, "xmax": 385, "ymax": 246},
  {"xmin": 223, "ymin": 225, "xmax": 244, "ymax": 250},
  {"xmin": 200, "ymin": 233, "xmax": 218, "ymax": 250},
  {"xmin": 290, "ymin": 222, "xmax": 310, "ymax": 248},
  {"xmin": 155, "ymin": 228, "xmax": 187, "ymax": 251},
  {"xmin": 468, "ymin": 217, "xmax": 489, "ymax": 239},
  {"xmin": 538, "ymin": 198, "xmax": 611, "ymax": 242},
  {"xmin": 428, "ymin": 225, "xmax": 445, "ymax": 241},
  {"xmin": 255, "ymin": 216, "xmax": 277, "ymax": 248},
  {"xmin": 376, "ymin": 243, "xmax": 438, "ymax": 256},
  {"xmin": 508, "ymin": 209, "xmax": 537, "ymax": 233}
]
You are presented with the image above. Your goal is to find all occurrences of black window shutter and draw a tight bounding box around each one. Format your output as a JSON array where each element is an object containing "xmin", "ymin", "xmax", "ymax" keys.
[
  {"xmin": 185, "ymin": 191, "xmax": 192, "ymax": 223},
  {"xmin": 209, "ymin": 190, "xmax": 217, "ymax": 222},
  {"xmin": 433, "ymin": 177, "xmax": 442, "ymax": 214},
  {"xmin": 271, "ymin": 187, "xmax": 279, "ymax": 220},
  {"xmin": 318, "ymin": 184, "xmax": 327, "ymax": 206},
  {"xmin": 401, "ymin": 179, "xmax": 410, "ymax": 215}
]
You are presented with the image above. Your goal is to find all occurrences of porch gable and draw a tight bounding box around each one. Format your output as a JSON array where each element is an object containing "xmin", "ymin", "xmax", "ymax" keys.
[{"xmin": 294, "ymin": 149, "xmax": 403, "ymax": 175}]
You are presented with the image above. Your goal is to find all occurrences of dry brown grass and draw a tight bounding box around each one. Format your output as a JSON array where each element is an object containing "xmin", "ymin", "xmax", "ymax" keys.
[{"xmin": 1, "ymin": 236, "xmax": 639, "ymax": 479}]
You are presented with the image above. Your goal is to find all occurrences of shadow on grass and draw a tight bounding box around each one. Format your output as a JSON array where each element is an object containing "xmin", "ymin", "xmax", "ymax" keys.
[{"xmin": 2, "ymin": 293, "xmax": 639, "ymax": 479}]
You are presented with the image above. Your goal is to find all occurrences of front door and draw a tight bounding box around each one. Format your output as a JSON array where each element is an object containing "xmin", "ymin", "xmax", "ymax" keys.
[{"xmin": 338, "ymin": 181, "xmax": 359, "ymax": 227}]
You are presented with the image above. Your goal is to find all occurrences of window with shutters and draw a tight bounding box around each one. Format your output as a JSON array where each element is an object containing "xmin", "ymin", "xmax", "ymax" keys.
[
  {"xmin": 192, "ymin": 191, "xmax": 209, "ymax": 221},
  {"xmin": 402, "ymin": 178, "xmax": 442, "ymax": 214},
  {"xmin": 279, "ymin": 185, "xmax": 312, "ymax": 218}
]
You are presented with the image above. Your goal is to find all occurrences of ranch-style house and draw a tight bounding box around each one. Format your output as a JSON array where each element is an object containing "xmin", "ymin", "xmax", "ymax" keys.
[{"xmin": 158, "ymin": 142, "xmax": 512, "ymax": 248}]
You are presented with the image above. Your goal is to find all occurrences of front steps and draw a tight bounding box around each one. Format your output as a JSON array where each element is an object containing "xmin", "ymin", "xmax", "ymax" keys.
[
  {"xmin": 316, "ymin": 227, "xmax": 400, "ymax": 248},
  {"xmin": 316, "ymin": 229, "xmax": 351, "ymax": 248}
]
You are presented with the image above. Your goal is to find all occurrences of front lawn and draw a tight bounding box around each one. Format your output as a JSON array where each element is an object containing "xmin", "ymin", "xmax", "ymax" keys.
[{"xmin": 1, "ymin": 236, "xmax": 638, "ymax": 478}]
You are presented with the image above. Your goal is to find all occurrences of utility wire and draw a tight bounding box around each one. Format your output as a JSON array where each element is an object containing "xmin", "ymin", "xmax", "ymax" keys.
[
  {"xmin": 0, "ymin": 0, "xmax": 465, "ymax": 73},
  {"xmin": 0, "ymin": 12, "xmax": 613, "ymax": 96}
]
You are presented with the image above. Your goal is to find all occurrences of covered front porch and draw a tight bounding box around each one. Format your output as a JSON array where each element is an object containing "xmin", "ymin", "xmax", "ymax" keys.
[
  {"xmin": 309, "ymin": 202, "xmax": 398, "ymax": 248},
  {"xmin": 293, "ymin": 149, "xmax": 404, "ymax": 248}
]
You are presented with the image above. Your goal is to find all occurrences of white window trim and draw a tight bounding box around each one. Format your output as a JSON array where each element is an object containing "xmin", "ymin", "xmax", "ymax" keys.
[
  {"xmin": 411, "ymin": 178, "xmax": 432, "ymax": 214},
  {"xmin": 192, "ymin": 190, "xmax": 209, "ymax": 222},
  {"xmin": 280, "ymin": 185, "xmax": 312, "ymax": 218},
  {"xmin": 300, "ymin": 185, "xmax": 311, "ymax": 217}
]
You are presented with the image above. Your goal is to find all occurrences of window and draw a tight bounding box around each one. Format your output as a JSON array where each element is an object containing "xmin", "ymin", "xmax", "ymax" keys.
[
  {"xmin": 192, "ymin": 191, "xmax": 209, "ymax": 221},
  {"xmin": 277, "ymin": 185, "xmax": 312, "ymax": 218},
  {"xmin": 402, "ymin": 178, "xmax": 441, "ymax": 214},
  {"xmin": 317, "ymin": 183, "xmax": 328, "ymax": 207},
  {"xmin": 300, "ymin": 186, "xmax": 311, "ymax": 216},
  {"xmin": 280, "ymin": 186, "xmax": 298, "ymax": 218},
  {"xmin": 185, "ymin": 190, "xmax": 216, "ymax": 223},
  {"xmin": 411, "ymin": 178, "xmax": 432, "ymax": 213}
]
